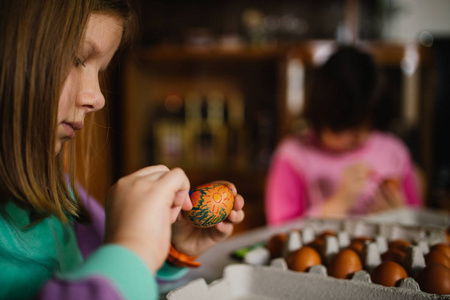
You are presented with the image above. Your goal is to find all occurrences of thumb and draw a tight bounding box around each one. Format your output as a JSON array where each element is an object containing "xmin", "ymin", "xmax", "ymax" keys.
[{"xmin": 182, "ymin": 193, "xmax": 193, "ymax": 211}]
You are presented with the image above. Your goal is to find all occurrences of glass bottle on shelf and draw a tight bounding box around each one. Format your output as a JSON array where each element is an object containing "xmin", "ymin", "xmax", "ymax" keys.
[
  {"xmin": 192, "ymin": 90, "xmax": 228, "ymax": 169},
  {"xmin": 152, "ymin": 94, "xmax": 185, "ymax": 167},
  {"xmin": 227, "ymin": 92, "xmax": 248, "ymax": 170}
]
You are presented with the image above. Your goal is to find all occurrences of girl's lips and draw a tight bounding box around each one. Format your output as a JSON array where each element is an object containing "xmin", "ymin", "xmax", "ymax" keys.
[
  {"xmin": 71, "ymin": 121, "xmax": 83, "ymax": 130},
  {"xmin": 62, "ymin": 121, "xmax": 83, "ymax": 138}
]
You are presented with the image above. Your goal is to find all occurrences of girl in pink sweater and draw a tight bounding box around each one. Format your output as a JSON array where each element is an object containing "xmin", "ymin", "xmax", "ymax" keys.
[{"xmin": 265, "ymin": 46, "xmax": 422, "ymax": 226}]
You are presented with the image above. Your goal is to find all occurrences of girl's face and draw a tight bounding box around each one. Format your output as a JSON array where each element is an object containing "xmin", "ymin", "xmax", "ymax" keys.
[
  {"xmin": 320, "ymin": 127, "xmax": 371, "ymax": 153},
  {"xmin": 55, "ymin": 14, "xmax": 123, "ymax": 154}
]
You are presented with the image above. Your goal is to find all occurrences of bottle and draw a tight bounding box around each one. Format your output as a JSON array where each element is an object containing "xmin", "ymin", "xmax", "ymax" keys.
[
  {"xmin": 227, "ymin": 92, "xmax": 248, "ymax": 170},
  {"xmin": 152, "ymin": 93, "xmax": 185, "ymax": 167}
]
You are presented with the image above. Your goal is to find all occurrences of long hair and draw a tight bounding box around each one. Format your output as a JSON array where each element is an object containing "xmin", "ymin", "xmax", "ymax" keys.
[{"xmin": 0, "ymin": 0, "xmax": 136, "ymax": 222}]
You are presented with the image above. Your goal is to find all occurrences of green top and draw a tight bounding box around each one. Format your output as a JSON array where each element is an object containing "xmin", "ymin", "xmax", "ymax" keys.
[{"xmin": 0, "ymin": 201, "xmax": 188, "ymax": 300}]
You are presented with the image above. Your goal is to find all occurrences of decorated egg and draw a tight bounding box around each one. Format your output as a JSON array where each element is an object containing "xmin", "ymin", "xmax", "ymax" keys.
[{"xmin": 183, "ymin": 183, "xmax": 234, "ymax": 228}]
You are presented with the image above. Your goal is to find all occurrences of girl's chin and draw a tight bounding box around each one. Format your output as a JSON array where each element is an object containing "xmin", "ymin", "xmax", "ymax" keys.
[
  {"xmin": 55, "ymin": 143, "xmax": 62, "ymax": 155},
  {"xmin": 54, "ymin": 140, "xmax": 66, "ymax": 155}
]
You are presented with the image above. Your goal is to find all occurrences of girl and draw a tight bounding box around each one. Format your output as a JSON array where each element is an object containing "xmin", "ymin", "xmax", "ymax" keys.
[
  {"xmin": 0, "ymin": 1, "xmax": 245, "ymax": 299},
  {"xmin": 265, "ymin": 46, "xmax": 422, "ymax": 226}
]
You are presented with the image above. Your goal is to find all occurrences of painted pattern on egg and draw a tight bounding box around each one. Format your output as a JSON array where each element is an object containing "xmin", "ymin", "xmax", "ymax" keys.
[{"xmin": 184, "ymin": 183, "xmax": 234, "ymax": 228}]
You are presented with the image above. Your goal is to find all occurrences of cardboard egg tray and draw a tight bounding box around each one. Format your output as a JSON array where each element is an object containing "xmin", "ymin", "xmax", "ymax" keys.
[
  {"xmin": 166, "ymin": 217, "xmax": 449, "ymax": 299},
  {"xmin": 166, "ymin": 259, "xmax": 446, "ymax": 300}
]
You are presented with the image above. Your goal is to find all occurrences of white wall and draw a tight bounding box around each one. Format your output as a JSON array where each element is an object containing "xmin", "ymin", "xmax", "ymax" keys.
[{"xmin": 382, "ymin": 0, "xmax": 450, "ymax": 41}]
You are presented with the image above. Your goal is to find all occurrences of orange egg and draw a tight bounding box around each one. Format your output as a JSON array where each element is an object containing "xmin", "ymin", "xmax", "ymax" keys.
[
  {"xmin": 347, "ymin": 236, "xmax": 371, "ymax": 255},
  {"xmin": 381, "ymin": 248, "xmax": 406, "ymax": 265},
  {"xmin": 266, "ymin": 233, "xmax": 287, "ymax": 258},
  {"xmin": 382, "ymin": 178, "xmax": 400, "ymax": 189},
  {"xmin": 430, "ymin": 243, "xmax": 450, "ymax": 259},
  {"xmin": 317, "ymin": 230, "xmax": 336, "ymax": 239},
  {"xmin": 351, "ymin": 236, "xmax": 372, "ymax": 244},
  {"xmin": 327, "ymin": 248, "xmax": 363, "ymax": 279},
  {"xmin": 425, "ymin": 249, "xmax": 450, "ymax": 268},
  {"xmin": 306, "ymin": 237, "xmax": 324, "ymax": 255},
  {"xmin": 183, "ymin": 183, "xmax": 234, "ymax": 228},
  {"xmin": 388, "ymin": 239, "xmax": 411, "ymax": 253},
  {"xmin": 417, "ymin": 264, "xmax": 450, "ymax": 295},
  {"xmin": 370, "ymin": 261, "xmax": 408, "ymax": 287},
  {"xmin": 287, "ymin": 246, "xmax": 322, "ymax": 272}
]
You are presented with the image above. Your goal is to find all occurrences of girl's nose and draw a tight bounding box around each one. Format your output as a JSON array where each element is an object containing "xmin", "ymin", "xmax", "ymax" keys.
[{"xmin": 78, "ymin": 76, "xmax": 105, "ymax": 113}]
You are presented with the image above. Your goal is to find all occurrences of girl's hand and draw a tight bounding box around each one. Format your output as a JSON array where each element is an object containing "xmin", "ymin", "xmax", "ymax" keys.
[
  {"xmin": 322, "ymin": 163, "xmax": 372, "ymax": 216},
  {"xmin": 368, "ymin": 179, "xmax": 405, "ymax": 213},
  {"xmin": 339, "ymin": 163, "xmax": 372, "ymax": 199},
  {"xmin": 104, "ymin": 165, "xmax": 192, "ymax": 273},
  {"xmin": 170, "ymin": 181, "xmax": 245, "ymax": 257}
]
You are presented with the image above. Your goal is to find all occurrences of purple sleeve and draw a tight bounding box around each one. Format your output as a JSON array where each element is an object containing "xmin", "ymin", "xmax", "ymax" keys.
[
  {"xmin": 265, "ymin": 156, "xmax": 308, "ymax": 225},
  {"xmin": 36, "ymin": 276, "xmax": 123, "ymax": 300},
  {"xmin": 74, "ymin": 184, "xmax": 106, "ymax": 259},
  {"xmin": 34, "ymin": 186, "xmax": 127, "ymax": 300}
]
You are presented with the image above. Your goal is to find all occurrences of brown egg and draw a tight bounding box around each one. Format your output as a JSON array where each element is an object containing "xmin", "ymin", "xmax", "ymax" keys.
[
  {"xmin": 347, "ymin": 236, "xmax": 372, "ymax": 256},
  {"xmin": 348, "ymin": 242, "xmax": 364, "ymax": 255},
  {"xmin": 317, "ymin": 230, "xmax": 336, "ymax": 239},
  {"xmin": 266, "ymin": 233, "xmax": 287, "ymax": 258},
  {"xmin": 370, "ymin": 261, "xmax": 408, "ymax": 287},
  {"xmin": 425, "ymin": 249, "xmax": 450, "ymax": 268},
  {"xmin": 327, "ymin": 248, "xmax": 363, "ymax": 279},
  {"xmin": 306, "ymin": 237, "xmax": 324, "ymax": 255},
  {"xmin": 287, "ymin": 246, "xmax": 322, "ymax": 272},
  {"xmin": 382, "ymin": 178, "xmax": 400, "ymax": 189},
  {"xmin": 430, "ymin": 243, "xmax": 450, "ymax": 259},
  {"xmin": 388, "ymin": 239, "xmax": 411, "ymax": 253},
  {"xmin": 351, "ymin": 236, "xmax": 372, "ymax": 244},
  {"xmin": 417, "ymin": 263, "xmax": 450, "ymax": 295},
  {"xmin": 381, "ymin": 248, "xmax": 406, "ymax": 265}
]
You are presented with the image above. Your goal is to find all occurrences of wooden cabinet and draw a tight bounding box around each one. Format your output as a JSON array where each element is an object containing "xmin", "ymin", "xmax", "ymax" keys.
[
  {"xmin": 120, "ymin": 40, "xmax": 434, "ymax": 232},
  {"xmin": 122, "ymin": 45, "xmax": 285, "ymax": 231}
]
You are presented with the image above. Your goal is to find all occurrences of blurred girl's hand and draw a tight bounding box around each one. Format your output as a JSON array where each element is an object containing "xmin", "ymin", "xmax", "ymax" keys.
[
  {"xmin": 368, "ymin": 179, "xmax": 405, "ymax": 213},
  {"xmin": 322, "ymin": 163, "xmax": 372, "ymax": 216},
  {"xmin": 104, "ymin": 165, "xmax": 192, "ymax": 273},
  {"xmin": 171, "ymin": 181, "xmax": 245, "ymax": 257}
]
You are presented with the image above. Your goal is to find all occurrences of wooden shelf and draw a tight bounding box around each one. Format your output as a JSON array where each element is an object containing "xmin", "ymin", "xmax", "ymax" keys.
[{"xmin": 137, "ymin": 44, "xmax": 282, "ymax": 62}]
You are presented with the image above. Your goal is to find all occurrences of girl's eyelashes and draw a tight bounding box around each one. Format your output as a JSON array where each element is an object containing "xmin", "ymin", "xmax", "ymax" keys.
[{"xmin": 74, "ymin": 57, "xmax": 86, "ymax": 68}]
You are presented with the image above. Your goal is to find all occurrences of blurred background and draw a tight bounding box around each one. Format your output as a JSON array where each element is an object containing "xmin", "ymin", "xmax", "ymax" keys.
[{"xmin": 90, "ymin": 0, "xmax": 450, "ymax": 233}]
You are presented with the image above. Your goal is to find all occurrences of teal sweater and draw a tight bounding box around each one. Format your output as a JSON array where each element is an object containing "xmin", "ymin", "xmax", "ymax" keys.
[{"xmin": 0, "ymin": 200, "xmax": 188, "ymax": 300}]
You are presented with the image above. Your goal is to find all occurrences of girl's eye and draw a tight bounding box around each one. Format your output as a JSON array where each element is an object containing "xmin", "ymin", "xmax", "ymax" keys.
[{"xmin": 74, "ymin": 57, "xmax": 86, "ymax": 68}]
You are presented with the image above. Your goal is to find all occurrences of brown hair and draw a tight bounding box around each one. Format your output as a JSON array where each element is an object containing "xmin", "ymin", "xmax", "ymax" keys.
[
  {"xmin": 0, "ymin": 0, "xmax": 136, "ymax": 222},
  {"xmin": 303, "ymin": 46, "xmax": 385, "ymax": 134}
]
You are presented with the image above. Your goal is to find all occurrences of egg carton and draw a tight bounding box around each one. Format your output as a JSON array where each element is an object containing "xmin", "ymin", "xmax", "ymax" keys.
[
  {"xmin": 297, "ymin": 217, "xmax": 447, "ymax": 245},
  {"xmin": 240, "ymin": 218, "xmax": 449, "ymax": 298},
  {"xmin": 166, "ymin": 218, "xmax": 449, "ymax": 299},
  {"xmin": 166, "ymin": 259, "xmax": 447, "ymax": 300},
  {"xmin": 365, "ymin": 207, "xmax": 450, "ymax": 230}
]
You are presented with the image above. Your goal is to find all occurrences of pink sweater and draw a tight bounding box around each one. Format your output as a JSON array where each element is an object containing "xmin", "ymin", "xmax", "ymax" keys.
[{"xmin": 265, "ymin": 131, "xmax": 423, "ymax": 225}]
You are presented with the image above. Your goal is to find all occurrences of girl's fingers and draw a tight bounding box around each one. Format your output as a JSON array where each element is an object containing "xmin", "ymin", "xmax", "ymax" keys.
[
  {"xmin": 234, "ymin": 194, "xmax": 244, "ymax": 210},
  {"xmin": 132, "ymin": 165, "xmax": 170, "ymax": 177},
  {"xmin": 214, "ymin": 221, "xmax": 234, "ymax": 236},
  {"xmin": 227, "ymin": 209, "xmax": 245, "ymax": 224},
  {"xmin": 169, "ymin": 193, "xmax": 192, "ymax": 224}
]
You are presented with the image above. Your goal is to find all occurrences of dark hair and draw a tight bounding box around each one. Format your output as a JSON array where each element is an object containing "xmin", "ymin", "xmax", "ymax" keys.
[{"xmin": 303, "ymin": 46, "xmax": 385, "ymax": 133}]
